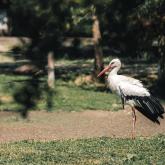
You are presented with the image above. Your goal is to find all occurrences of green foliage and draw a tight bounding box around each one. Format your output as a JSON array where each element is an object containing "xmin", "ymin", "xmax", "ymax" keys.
[
  {"xmin": 70, "ymin": 5, "xmax": 95, "ymax": 25},
  {"xmin": 69, "ymin": 5, "xmax": 94, "ymax": 36},
  {"xmin": 9, "ymin": 0, "xmax": 165, "ymax": 58},
  {"xmin": 0, "ymin": 135, "xmax": 164, "ymax": 164},
  {"xmin": 10, "ymin": 0, "xmax": 70, "ymax": 37},
  {"xmin": 9, "ymin": 0, "xmax": 165, "ymax": 54},
  {"xmin": 137, "ymin": 0, "xmax": 165, "ymax": 16}
]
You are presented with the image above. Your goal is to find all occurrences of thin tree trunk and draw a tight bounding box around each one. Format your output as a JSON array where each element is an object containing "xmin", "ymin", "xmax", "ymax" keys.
[
  {"xmin": 158, "ymin": 36, "xmax": 165, "ymax": 84},
  {"xmin": 158, "ymin": 54, "xmax": 165, "ymax": 82},
  {"xmin": 47, "ymin": 51, "xmax": 55, "ymax": 88},
  {"xmin": 92, "ymin": 15, "xmax": 104, "ymax": 82}
]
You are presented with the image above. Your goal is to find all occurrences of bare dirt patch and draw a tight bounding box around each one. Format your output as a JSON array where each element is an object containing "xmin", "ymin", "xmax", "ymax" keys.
[{"xmin": 0, "ymin": 109, "xmax": 164, "ymax": 143}]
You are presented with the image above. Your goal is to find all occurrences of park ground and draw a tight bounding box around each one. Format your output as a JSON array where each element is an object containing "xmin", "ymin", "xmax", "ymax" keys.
[
  {"xmin": 0, "ymin": 37, "xmax": 164, "ymax": 164},
  {"xmin": 0, "ymin": 109, "xmax": 165, "ymax": 142}
]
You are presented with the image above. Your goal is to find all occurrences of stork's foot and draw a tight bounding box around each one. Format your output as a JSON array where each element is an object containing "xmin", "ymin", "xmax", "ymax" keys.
[{"xmin": 131, "ymin": 131, "xmax": 135, "ymax": 140}]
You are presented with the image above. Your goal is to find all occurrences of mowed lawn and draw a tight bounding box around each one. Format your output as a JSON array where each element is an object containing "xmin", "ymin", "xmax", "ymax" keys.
[
  {"xmin": 0, "ymin": 74, "xmax": 121, "ymax": 112},
  {"xmin": 0, "ymin": 136, "xmax": 164, "ymax": 165}
]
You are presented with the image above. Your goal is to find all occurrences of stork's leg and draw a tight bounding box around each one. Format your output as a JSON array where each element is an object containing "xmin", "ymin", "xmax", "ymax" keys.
[{"xmin": 131, "ymin": 107, "xmax": 136, "ymax": 139}]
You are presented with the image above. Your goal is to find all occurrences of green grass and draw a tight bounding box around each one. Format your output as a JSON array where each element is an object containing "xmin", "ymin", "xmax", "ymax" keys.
[
  {"xmin": 0, "ymin": 135, "xmax": 164, "ymax": 164},
  {"xmin": 0, "ymin": 57, "xmax": 163, "ymax": 112},
  {"xmin": 39, "ymin": 82, "xmax": 120, "ymax": 111},
  {"xmin": 0, "ymin": 74, "xmax": 121, "ymax": 112}
]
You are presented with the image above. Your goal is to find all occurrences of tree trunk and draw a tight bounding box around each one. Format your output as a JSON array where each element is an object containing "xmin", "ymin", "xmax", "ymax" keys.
[
  {"xmin": 47, "ymin": 51, "xmax": 55, "ymax": 88},
  {"xmin": 158, "ymin": 35, "xmax": 165, "ymax": 84},
  {"xmin": 92, "ymin": 15, "xmax": 104, "ymax": 82},
  {"xmin": 158, "ymin": 54, "xmax": 165, "ymax": 82}
]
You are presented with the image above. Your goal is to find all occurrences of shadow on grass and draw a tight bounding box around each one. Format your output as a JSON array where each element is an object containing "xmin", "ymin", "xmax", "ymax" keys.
[
  {"xmin": 13, "ymin": 75, "xmax": 41, "ymax": 118},
  {"xmin": 12, "ymin": 76, "xmax": 57, "ymax": 117},
  {"xmin": 45, "ymin": 87, "xmax": 57, "ymax": 112}
]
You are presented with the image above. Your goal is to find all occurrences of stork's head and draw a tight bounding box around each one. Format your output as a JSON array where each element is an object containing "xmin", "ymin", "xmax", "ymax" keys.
[{"xmin": 97, "ymin": 58, "xmax": 121, "ymax": 77}]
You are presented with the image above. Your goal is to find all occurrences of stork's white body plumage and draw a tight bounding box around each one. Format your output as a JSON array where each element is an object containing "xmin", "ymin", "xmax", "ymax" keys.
[
  {"xmin": 98, "ymin": 58, "xmax": 164, "ymax": 139},
  {"xmin": 108, "ymin": 74, "xmax": 150, "ymax": 106}
]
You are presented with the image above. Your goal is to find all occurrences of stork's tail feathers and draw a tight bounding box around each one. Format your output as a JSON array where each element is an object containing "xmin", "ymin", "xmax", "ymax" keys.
[{"xmin": 133, "ymin": 96, "xmax": 164, "ymax": 124}]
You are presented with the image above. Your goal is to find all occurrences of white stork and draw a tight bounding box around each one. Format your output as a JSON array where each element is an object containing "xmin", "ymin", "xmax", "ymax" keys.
[{"xmin": 98, "ymin": 58, "xmax": 164, "ymax": 139}]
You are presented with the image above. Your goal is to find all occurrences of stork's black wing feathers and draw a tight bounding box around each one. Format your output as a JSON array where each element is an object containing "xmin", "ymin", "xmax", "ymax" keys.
[
  {"xmin": 126, "ymin": 95, "xmax": 164, "ymax": 124},
  {"xmin": 118, "ymin": 85, "xmax": 164, "ymax": 123}
]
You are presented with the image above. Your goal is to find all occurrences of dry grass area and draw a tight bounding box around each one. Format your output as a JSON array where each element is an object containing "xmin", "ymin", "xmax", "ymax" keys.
[
  {"xmin": 0, "ymin": 109, "xmax": 164, "ymax": 143},
  {"xmin": 0, "ymin": 37, "xmax": 31, "ymax": 53},
  {"xmin": 0, "ymin": 37, "xmax": 31, "ymax": 63}
]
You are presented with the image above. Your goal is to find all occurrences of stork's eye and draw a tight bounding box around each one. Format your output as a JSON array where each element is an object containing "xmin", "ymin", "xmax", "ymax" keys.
[{"xmin": 111, "ymin": 62, "xmax": 114, "ymax": 65}]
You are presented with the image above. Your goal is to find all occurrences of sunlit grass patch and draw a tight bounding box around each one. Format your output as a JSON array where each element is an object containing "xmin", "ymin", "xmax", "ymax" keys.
[
  {"xmin": 0, "ymin": 74, "xmax": 121, "ymax": 112},
  {"xmin": 37, "ymin": 80, "xmax": 121, "ymax": 111}
]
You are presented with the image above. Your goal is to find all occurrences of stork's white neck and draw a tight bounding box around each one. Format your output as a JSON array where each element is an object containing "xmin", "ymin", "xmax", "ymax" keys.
[{"xmin": 109, "ymin": 66, "xmax": 120, "ymax": 76}]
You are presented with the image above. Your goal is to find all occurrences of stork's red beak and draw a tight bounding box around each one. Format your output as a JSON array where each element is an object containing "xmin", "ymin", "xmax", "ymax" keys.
[{"xmin": 97, "ymin": 65, "xmax": 111, "ymax": 77}]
